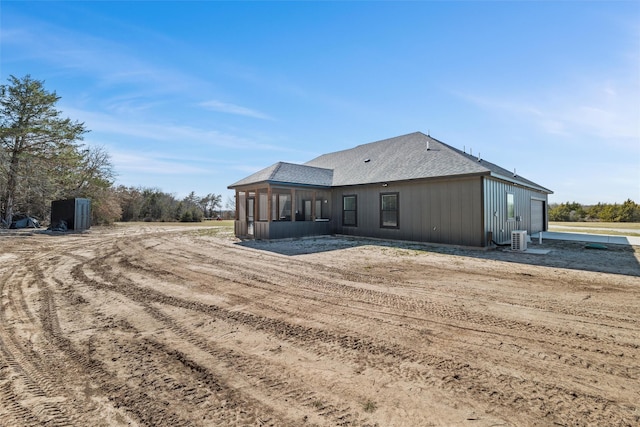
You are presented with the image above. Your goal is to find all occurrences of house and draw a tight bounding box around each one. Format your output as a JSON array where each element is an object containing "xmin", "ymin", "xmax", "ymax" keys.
[{"xmin": 228, "ymin": 132, "xmax": 552, "ymax": 247}]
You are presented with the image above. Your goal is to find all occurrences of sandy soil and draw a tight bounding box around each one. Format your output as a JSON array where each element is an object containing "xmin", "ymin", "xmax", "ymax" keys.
[{"xmin": 1, "ymin": 224, "xmax": 639, "ymax": 426}]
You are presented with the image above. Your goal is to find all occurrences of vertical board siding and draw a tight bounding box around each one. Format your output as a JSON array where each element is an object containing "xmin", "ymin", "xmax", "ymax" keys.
[
  {"xmin": 51, "ymin": 198, "xmax": 92, "ymax": 231},
  {"xmin": 268, "ymin": 221, "xmax": 333, "ymax": 239},
  {"xmin": 332, "ymin": 177, "xmax": 483, "ymax": 246},
  {"xmin": 249, "ymin": 220, "xmax": 334, "ymax": 240},
  {"xmin": 483, "ymin": 177, "xmax": 549, "ymax": 244},
  {"xmin": 234, "ymin": 220, "xmax": 247, "ymax": 237},
  {"xmin": 255, "ymin": 221, "xmax": 269, "ymax": 239},
  {"xmin": 235, "ymin": 176, "xmax": 546, "ymax": 247}
]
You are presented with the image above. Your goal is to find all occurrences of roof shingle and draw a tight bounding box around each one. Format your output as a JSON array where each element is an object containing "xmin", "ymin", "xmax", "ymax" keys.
[
  {"xmin": 229, "ymin": 132, "xmax": 551, "ymax": 193},
  {"xmin": 228, "ymin": 162, "xmax": 333, "ymax": 188}
]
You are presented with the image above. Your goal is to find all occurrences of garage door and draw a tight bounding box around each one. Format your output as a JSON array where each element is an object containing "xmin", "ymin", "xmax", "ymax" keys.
[{"xmin": 531, "ymin": 200, "xmax": 544, "ymax": 234}]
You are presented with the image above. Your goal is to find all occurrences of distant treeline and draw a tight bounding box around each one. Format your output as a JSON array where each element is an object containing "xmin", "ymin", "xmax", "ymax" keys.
[
  {"xmin": 3, "ymin": 75, "xmax": 638, "ymax": 227},
  {"xmin": 116, "ymin": 186, "xmax": 223, "ymax": 223},
  {"xmin": 0, "ymin": 75, "xmax": 233, "ymax": 226},
  {"xmin": 549, "ymin": 199, "xmax": 640, "ymax": 222}
]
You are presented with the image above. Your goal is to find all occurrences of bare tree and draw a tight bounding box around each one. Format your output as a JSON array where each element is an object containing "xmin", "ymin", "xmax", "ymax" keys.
[
  {"xmin": 71, "ymin": 145, "xmax": 115, "ymax": 196},
  {"xmin": 225, "ymin": 194, "xmax": 236, "ymax": 219},
  {"xmin": 199, "ymin": 193, "xmax": 222, "ymax": 218}
]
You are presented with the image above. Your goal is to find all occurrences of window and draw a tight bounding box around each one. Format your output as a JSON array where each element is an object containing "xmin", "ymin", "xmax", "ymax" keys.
[
  {"xmin": 342, "ymin": 195, "xmax": 357, "ymax": 226},
  {"xmin": 507, "ymin": 193, "xmax": 515, "ymax": 220},
  {"xmin": 380, "ymin": 193, "xmax": 399, "ymax": 228},
  {"xmin": 258, "ymin": 192, "xmax": 268, "ymax": 221},
  {"xmin": 272, "ymin": 193, "xmax": 291, "ymax": 221},
  {"xmin": 303, "ymin": 200, "xmax": 312, "ymax": 221},
  {"xmin": 315, "ymin": 200, "xmax": 323, "ymax": 219}
]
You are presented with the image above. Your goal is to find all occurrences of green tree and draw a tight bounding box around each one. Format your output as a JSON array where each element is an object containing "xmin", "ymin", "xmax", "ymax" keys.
[
  {"xmin": 116, "ymin": 186, "xmax": 144, "ymax": 221},
  {"xmin": 595, "ymin": 199, "xmax": 640, "ymax": 222},
  {"xmin": 619, "ymin": 199, "xmax": 640, "ymax": 222},
  {"xmin": 0, "ymin": 75, "xmax": 87, "ymax": 225},
  {"xmin": 180, "ymin": 191, "xmax": 204, "ymax": 222},
  {"xmin": 113, "ymin": 188, "xmax": 222, "ymax": 223},
  {"xmin": 585, "ymin": 203, "xmax": 604, "ymax": 221},
  {"xmin": 549, "ymin": 201, "xmax": 585, "ymax": 222}
]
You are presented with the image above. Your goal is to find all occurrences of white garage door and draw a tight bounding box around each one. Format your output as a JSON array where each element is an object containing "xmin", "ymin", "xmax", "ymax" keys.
[{"xmin": 531, "ymin": 200, "xmax": 544, "ymax": 234}]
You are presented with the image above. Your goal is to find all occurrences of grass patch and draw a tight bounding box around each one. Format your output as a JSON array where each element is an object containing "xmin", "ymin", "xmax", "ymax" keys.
[
  {"xmin": 550, "ymin": 221, "xmax": 640, "ymax": 237},
  {"xmin": 192, "ymin": 226, "xmax": 235, "ymax": 237},
  {"xmin": 362, "ymin": 399, "xmax": 377, "ymax": 413},
  {"xmin": 550, "ymin": 221, "xmax": 640, "ymax": 230},
  {"xmin": 115, "ymin": 220, "xmax": 235, "ymax": 228}
]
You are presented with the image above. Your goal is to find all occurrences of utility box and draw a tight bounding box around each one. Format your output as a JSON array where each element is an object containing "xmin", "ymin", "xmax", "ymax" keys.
[
  {"xmin": 511, "ymin": 230, "xmax": 527, "ymax": 251},
  {"xmin": 51, "ymin": 198, "xmax": 91, "ymax": 231}
]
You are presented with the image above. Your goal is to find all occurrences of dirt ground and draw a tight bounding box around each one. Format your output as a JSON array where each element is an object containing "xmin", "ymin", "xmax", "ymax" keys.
[{"xmin": 1, "ymin": 224, "xmax": 639, "ymax": 426}]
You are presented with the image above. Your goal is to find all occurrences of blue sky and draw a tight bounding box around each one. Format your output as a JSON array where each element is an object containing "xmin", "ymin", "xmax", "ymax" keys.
[{"xmin": 2, "ymin": 1, "xmax": 639, "ymax": 206}]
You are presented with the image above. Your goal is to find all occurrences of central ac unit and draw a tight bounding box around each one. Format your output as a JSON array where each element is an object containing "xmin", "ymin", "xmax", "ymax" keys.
[{"xmin": 511, "ymin": 230, "xmax": 527, "ymax": 251}]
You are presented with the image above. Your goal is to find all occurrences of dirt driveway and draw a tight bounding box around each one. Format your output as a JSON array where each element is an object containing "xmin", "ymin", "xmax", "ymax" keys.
[{"xmin": 1, "ymin": 224, "xmax": 638, "ymax": 426}]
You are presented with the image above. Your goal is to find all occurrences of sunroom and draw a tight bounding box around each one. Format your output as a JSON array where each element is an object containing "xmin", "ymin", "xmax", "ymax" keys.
[{"xmin": 229, "ymin": 162, "xmax": 334, "ymax": 240}]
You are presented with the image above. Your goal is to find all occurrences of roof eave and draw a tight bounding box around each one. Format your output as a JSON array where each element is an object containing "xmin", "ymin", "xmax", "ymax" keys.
[
  {"xmin": 269, "ymin": 180, "xmax": 333, "ymax": 188},
  {"xmin": 329, "ymin": 171, "xmax": 491, "ymax": 188},
  {"xmin": 228, "ymin": 180, "xmax": 332, "ymax": 190},
  {"xmin": 490, "ymin": 172, "xmax": 553, "ymax": 194}
]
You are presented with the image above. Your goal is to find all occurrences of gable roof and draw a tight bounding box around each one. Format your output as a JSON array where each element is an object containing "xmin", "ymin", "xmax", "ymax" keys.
[{"xmin": 229, "ymin": 132, "xmax": 552, "ymax": 193}]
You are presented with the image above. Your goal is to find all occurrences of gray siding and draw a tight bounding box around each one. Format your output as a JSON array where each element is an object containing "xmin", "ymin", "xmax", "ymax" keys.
[
  {"xmin": 236, "ymin": 219, "xmax": 333, "ymax": 239},
  {"xmin": 234, "ymin": 220, "xmax": 247, "ymax": 237},
  {"xmin": 483, "ymin": 177, "xmax": 549, "ymax": 244},
  {"xmin": 332, "ymin": 177, "xmax": 483, "ymax": 246},
  {"xmin": 256, "ymin": 220, "xmax": 333, "ymax": 239},
  {"xmin": 234, "ymin": 175, "xmax": 548, "ymax": 247}
]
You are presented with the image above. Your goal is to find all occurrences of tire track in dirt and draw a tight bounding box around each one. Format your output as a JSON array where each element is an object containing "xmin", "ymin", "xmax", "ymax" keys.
[
  {"xmin": 72, "ymin": 236, "xmax": 637, "ymax": 426},
  {"xmin": 42, "ymin": 248, "xmax": 301, "ymax": 426},
  {"xmin": 0, "ymin": 264, "xmax": 79, "ymax": 427},
  {"xmin": 70, "ymin": 255, "xmax": 372, "ymax": 426},
  {"xmin": 3, "ymin": 237, "xmax": 211, "ymax": 426},
  {"xmin": 3, "ymin": 227, "xmax": 638, "ymax": 426},
  {"xmin": 169, "ymin": 235, "xmax": 640, "ymax": 424},
  {"xmin": 99, "ymin": 240, "xmax": 386, "ymax": 425},
  {"xmin": 122, "ymin": 233, "xmax": 639, "ymax": 384},
  {"xmin": 141, "ymin": 303, "xmax": 364, "ymax": 426}
]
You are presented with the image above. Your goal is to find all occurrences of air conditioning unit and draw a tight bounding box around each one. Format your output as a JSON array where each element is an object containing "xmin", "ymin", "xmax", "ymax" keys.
[{"xmin": 511, "ymin": 230, "xmax": 528, "ymax": 251}]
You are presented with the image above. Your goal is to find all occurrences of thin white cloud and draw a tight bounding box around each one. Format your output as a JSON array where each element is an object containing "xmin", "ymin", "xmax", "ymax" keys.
[
  {"xmin": 542, "ymin": 80, "xmax": 638, "ymax": 142},
  {"xmin": 60, "ymin": 105, "xmax": 286, "ymax": 151},
  {"xmin": 458, "ymin": 75, "xmax": 640, "ymax": 146},
  {"xmin": 199, "ymin": 99, "xmax": 272, "ymax": 120},
  {"xmin": 2, "ymin": 13, "xmax": 207, "ymax": 96},
  {"xmin": 110, "ymin": 150, "xmax": 210, "ymax": 175}
]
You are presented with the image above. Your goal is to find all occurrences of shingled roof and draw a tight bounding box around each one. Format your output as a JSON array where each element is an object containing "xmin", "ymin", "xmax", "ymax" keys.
[
  {"xmin": 229, "ymin": 161, "xmax": 333, "ymax": 188},
  {"xmin": 229, "ymin": 132, "xmax": 552, "ymax": 193}
]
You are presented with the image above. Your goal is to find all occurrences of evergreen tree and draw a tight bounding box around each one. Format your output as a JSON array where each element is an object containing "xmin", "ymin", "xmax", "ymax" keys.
[{"xmin": 0, "ymin": 75, "xmax": 87, "ymax": 224}]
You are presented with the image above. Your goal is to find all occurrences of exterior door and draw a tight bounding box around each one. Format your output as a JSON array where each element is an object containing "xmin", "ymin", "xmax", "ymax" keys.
[
  {"xmin": 247, "ymin": 197, "xmax": 255, "ymax": 236},
  {"xmin": 531, "ymin": 200, "xmax": 544, "ymax": 234}
]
